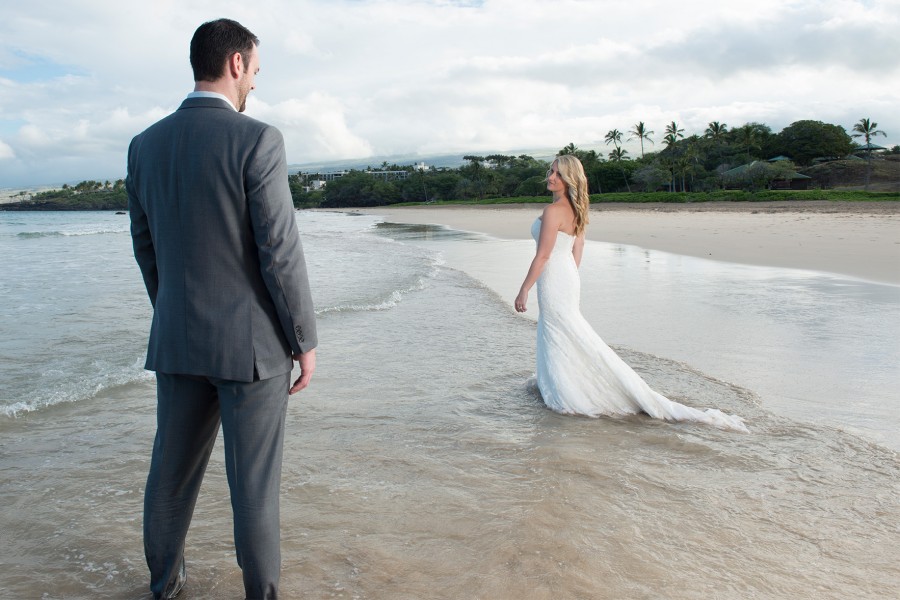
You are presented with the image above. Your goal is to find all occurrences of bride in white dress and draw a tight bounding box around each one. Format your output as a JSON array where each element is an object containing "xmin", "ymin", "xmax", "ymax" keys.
[{"xmin": 515, "ymin": 155, "xmax": 748, "ymax": 432}]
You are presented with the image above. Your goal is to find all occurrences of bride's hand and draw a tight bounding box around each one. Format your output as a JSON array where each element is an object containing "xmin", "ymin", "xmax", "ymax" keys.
[{"xmin": 515, "ymin": 289, "xmax": 528, "ymax": 312}]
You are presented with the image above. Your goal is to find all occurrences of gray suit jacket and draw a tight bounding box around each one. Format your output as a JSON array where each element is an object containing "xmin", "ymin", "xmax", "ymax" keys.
[{"xmin": 126, "ymin": 97, "xmax": 317, "ymax": 382}]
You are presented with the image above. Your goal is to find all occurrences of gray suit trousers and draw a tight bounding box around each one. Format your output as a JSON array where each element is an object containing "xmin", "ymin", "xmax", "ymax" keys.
[{"xmin": 144, "ymin": 371, "xmax": 289, "ymax": 600}]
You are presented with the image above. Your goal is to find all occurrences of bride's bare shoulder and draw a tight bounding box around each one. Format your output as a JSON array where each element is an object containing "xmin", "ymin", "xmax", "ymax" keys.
[
  {"xmin": 543, "ymin": 202, "xmax": 575, "ymax": 232},
  {"xmin": 542, "ymin": 202, "xmax": 568, "ymax": 222}
]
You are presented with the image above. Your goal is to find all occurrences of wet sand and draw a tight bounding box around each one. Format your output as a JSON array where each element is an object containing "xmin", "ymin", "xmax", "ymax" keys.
[{"xmin": 349, "ymin": 202, "xmax": 900, "ymax": 285}]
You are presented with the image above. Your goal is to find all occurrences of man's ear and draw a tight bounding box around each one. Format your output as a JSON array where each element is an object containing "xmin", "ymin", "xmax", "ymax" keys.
[{"xmin": 228, "ymin": 52, "xmax": 243, "ymax": 79}]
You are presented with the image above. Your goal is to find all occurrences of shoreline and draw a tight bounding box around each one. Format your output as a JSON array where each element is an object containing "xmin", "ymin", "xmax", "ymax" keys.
[{"xmin": 336, "ymin": 202, "xmax": 900, "ymax": 285}]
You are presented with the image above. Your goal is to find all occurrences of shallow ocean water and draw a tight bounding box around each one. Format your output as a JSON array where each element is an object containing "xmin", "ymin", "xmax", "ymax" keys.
[{"xmin": 0, "ymin": 210, "xmax": 897, "ymax": 599}]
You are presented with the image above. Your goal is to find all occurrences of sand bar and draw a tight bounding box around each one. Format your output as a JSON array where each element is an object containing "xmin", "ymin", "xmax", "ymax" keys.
[{"xmin": 347, "ymin": 201, "xmax": 900, "ymax": 285}]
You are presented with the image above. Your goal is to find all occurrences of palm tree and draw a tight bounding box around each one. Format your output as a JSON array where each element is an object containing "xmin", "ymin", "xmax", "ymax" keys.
[
  {"xmin": 853, "ymin": 117, "xmax": 886, "ymax": 145},
  {"xmin": 628, "ymin": 122, "xmax": 654, "ymax": 158},
  {"xmin": 734, "ymin": 123, "xmax": 761, "ymax": 162},
  {"xmin": 852, "ymin": 117, "xmax": 887, "ymax": 191},
  {"xmin": 675, "ymin": 145, "xmax": 702, "ymax": 192},
  {"xmin": 558, "ymin": 142, "xmax": 578, "ymax": 155},
  {"xmin": 608, "ymin": 146, "xmax": 629, "ymax": 161},
  {"xmin": 704, "ymin": 121, "xmax": 728, "ymax": 142},
  {"xmin": 703, "ymin": 121, "xmax": 729, "ymax": 166},
  {"xmin": 664, "ymin": 121, "xmax": 685, "ymax": 146},
  {"xmin": 604, "ymin": 128, "xmax": 624, "ymax": 150},
  {"xmin": 660, "ymin": 130, "xmax": 681, "ymax": 192},
  {"xmin": 658, "ymin": 149, "xmax": 677, "ymax": 192},
  {"xmin": 579, "ymin": 148, "xmax": 600, "ymax": 168},
  {"xmin": 607, "ymin": 146, "xmax": 631, "ymax": 192}
]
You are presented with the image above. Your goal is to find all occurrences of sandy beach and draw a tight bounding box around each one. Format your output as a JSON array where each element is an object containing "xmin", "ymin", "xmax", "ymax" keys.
[{"xmin": 351, "ymin": 201, "xmax": 900, "ymax": 285}]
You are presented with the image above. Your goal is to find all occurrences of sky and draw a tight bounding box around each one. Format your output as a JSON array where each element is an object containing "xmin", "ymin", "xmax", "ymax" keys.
[{"xmin": 1, "ymin": 0, "xmax": 898, "ymax": 188}]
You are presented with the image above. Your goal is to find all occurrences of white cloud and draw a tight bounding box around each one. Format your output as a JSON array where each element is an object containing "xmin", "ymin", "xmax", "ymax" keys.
[
  {"xmin": 0, "ymin": 139, "xmax": 14, "ymax": 160},
  {"xmin": 250, "ymin": 93, "xmax": 374, "ymax": 159},
  {"xmin": 0, "ymin": 0, "xmax": 898, "ymax": 187}
]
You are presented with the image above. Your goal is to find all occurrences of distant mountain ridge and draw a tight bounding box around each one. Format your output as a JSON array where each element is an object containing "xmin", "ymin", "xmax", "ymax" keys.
[{"xmin": 288, "ymin": 148, "xmax": 562, "ymax": 173}]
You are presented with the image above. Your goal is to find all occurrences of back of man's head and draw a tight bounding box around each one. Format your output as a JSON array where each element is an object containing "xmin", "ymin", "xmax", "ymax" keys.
[{"xmin": 190, "ymin": 18, "xmax": 259, "ymax": 82}]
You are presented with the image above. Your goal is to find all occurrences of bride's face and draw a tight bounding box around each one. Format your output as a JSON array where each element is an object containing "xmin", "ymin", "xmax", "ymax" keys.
[{"xmin": 547, "ymin": 162, "xmax": 567, "ymax": 195}]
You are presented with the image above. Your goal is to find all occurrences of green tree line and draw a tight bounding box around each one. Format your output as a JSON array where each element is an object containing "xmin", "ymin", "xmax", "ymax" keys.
[
  {"xmin": 297, "ymin": 116, "xmax": 896, "ymax": 207},
  {"xmin": 1, "ymin": 179, "xmax": 128, "ymax": 210},
  {"xmin": 2, "ymin": 117, "xmax": 895, "ymax": 211}
]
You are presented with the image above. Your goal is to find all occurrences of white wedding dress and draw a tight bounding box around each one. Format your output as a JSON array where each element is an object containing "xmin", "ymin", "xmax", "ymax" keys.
[{"xmin": 531, "ymin": 218, "xmax": 748, "ymax": 432}]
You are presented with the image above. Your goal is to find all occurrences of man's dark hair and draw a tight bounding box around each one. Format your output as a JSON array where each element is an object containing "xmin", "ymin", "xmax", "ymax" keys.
[{"xmin": 190, "ymin": 18, "xmax": 260, "ymax": 82}]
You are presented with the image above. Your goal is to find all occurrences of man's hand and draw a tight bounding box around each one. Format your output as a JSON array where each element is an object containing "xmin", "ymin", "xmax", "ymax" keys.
[{"xmin": 290, "ymin": 348, "xmax": 316, "ymax": 394}]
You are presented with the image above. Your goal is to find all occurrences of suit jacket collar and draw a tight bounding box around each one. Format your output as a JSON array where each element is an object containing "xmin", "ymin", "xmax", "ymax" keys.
[{"xmin": 177, "ymin": 97, "xmax": 237, "ymax": 112}]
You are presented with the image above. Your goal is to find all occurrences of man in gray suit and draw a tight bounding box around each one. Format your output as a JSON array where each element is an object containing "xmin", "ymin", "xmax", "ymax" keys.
[{"xmin": 126, "ymin": 18, "xmax": 317, "ymax": 600}]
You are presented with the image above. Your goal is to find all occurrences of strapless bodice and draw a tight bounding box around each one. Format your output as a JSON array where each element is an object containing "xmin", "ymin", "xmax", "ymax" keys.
[{"xmin": 531, "ymin": 217, "xmax": 575, "ymax": 255}]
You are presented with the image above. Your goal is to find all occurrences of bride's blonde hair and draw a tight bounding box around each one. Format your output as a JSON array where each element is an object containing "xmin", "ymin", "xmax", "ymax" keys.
[{"xmin": 554, "ymin": 154, "xmax": 590, "ymax": 236}]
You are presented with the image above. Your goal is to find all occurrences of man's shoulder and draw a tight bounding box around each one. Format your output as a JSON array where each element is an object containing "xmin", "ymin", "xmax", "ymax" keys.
[
  {"xmin": 182, "ymin": 99, "xmax": 278, "ymax": 137},
  {"xmin": 133, "ymin": 99, "xmax": 278, "ymax": 142}
]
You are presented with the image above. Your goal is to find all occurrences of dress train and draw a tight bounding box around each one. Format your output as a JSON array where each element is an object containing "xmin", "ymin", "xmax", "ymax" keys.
[{"xmin": 530, "ymin": 218, "xmax": 748, "ymax": 432}]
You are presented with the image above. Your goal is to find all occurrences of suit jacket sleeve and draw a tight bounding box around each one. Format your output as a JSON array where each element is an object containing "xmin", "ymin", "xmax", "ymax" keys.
[
  {"xmin": 246, "ymin": 126, "xmax": 318, "ymax": 354},
  {"xmin": 126, "ymin": 136, "xmax": 159, "ymax": 308}
]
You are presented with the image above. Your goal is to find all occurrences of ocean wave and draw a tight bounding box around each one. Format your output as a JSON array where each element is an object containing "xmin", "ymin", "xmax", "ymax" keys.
[
  {"xmin": 15, "ymin": 227, "xmax": 129, "ymax": 238},
  {"xmin": 316, "ymin": 271, "xmax": 436, "ymax": 315},
  {"xmin": 316, "ymin": 289, "xmax": 409, "ymax": 315},
  {"xmin": 1, "ymin": 359, "xmax": 152, "ymax": 418},
  {"xmin": 296, "ymin": 211, "xmax": 381, "ymax": 237},
  {"xmin": 313, "ymin": 229, "xmax": 444, "ymax": 314}
]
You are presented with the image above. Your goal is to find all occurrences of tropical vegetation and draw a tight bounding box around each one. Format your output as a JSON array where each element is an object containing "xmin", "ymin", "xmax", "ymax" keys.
[
  {"xmin": 2, "ymin": 117, "xmax": 896, "ymax": 211},
  {"xmin": 1, "ymin": 180, "xmax": 128, "ymax": 210},
  {"xmin": 852, "ymin": 117, "xmax": 887, "ymax": 191},
  {"xmin": 295, "ymin": 119, "xmax": 897, "ymax": 207}
]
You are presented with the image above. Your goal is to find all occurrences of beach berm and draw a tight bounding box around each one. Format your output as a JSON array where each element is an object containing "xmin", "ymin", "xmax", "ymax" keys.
[{"xmin": 351, "ymin": 201, "xmax": 900, "ymax": 285}]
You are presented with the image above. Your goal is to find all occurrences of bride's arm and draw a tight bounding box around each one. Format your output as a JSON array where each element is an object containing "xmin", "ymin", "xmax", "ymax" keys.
[
  {"xmin": 515, "ymin": 207, "xmax": 561, "ymax": 312},
  {"xmin": 572, "ymin": 234, "xmax": 585, "ymax": 268}
]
